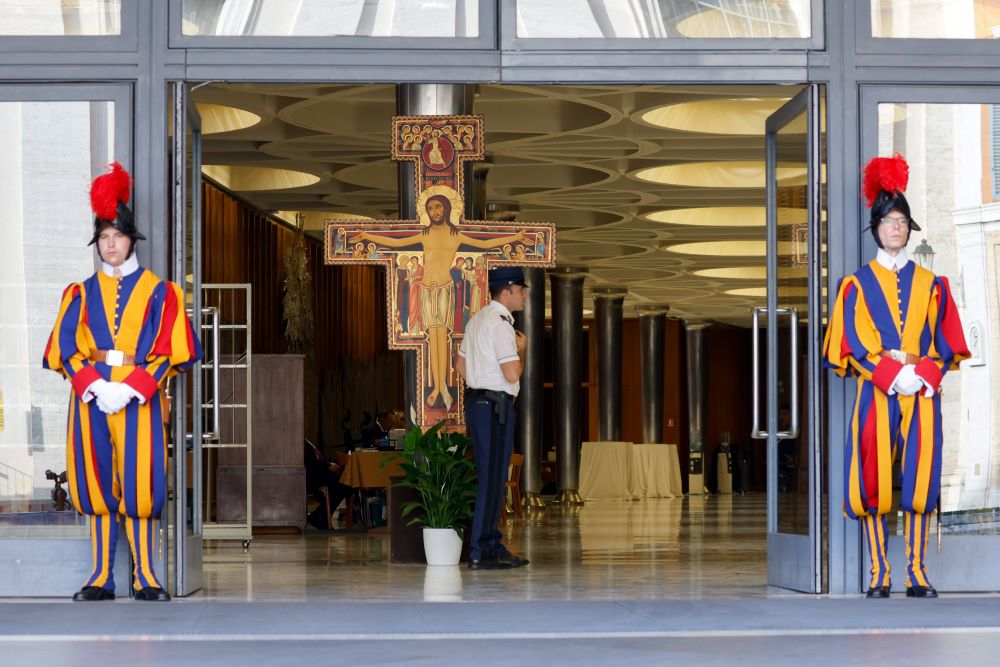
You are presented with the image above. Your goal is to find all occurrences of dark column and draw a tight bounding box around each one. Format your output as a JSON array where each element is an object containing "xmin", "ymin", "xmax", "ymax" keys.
[
  {"xmin": 549, "ymin": 266, "xmax": 588, "ymax": 506},
  {"xmin": 685, "ymin": 320, "xmax": 710, "ymax": 495},
  {"xmin": 636, "ymin": 304, "xmax": 670, "ymax": 444},
  {"xmin": 593, "ymin": 286, "xmax": 627, "ymax": 441},
  {"xmin": 515, "ymin": 267, "xmax": 546, "ymax": 509},
  {"xmin": 395, "ymin": 84, "xmax": 473, "ymax": 426}
]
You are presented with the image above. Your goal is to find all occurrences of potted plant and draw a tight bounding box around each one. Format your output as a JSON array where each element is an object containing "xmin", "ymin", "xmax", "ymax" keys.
[{"xmin": 390, "ymin": 421, "xmax": 477, "ymax": 565}]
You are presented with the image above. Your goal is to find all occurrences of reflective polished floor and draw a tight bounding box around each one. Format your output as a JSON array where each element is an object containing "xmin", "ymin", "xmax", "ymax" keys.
[
  {"xmin": 197, "ymin": 493, "xmax": 773, "ymax": 603},
  {"xmin": 8, "ymin": 494, "xmax": 1000, "ymax": 665}
]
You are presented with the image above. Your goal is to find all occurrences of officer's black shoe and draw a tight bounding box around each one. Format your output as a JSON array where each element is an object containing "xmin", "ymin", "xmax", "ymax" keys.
[
  {"xmin": 468, "ymin": 557, "xmax": 513, "ymax": 571},
  {"xmin": 494, "ymin": 549, "xmax": 529, "ymax": 568},
  {"xmin": 865, "ymin": 585, "xmax": 891, "ymax": 598},
  {"xmin": 134, "ymin": 586, "xmax": 171, "ymax": 601},
  {"xmin": 905, "ymin": 585, "xmax": 938, "ymax": 598},
  {"xmin": 72, "ymin": 586, "xmax": 115, "ymax": 601}
]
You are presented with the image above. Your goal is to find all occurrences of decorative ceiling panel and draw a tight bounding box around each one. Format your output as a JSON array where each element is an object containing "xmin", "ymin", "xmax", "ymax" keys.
[{"xmin": 194, "ymin": 83, "xmax": 806, "ymax": 325}]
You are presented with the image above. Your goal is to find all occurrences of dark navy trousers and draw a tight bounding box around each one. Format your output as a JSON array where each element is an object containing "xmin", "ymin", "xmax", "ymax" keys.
[{"xmin": 465, "ymin": 390, "xmax": 516, "ymax": 561}]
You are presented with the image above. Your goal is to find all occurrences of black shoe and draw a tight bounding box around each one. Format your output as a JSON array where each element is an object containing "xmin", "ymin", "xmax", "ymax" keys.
[
  {"xmin": 906, "ymin": 585, "xmax": 938, "ymax": 598},
  {"xmin": 865, "ymin": 585, "xmax": 891, "ymax": 598},
  {"xmin": 134, "ymin": 586, "xmax": 171, "ymax": 601},
  {"xmin": 467, "ymin": 557, "xmax": 513, "ymax": 571},
  {"xmin": 72, "ymin": 586, "xmax": 115, "ymax": 601},
  {"xmin": 494, "ymin": 550, "xmax": 529, "ymax": 568}
]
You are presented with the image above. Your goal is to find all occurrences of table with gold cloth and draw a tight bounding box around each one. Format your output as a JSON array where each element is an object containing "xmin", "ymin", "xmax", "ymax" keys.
[
  {"xmin": 338, "ymin": 450, "xmax": 404, "ymax": 530},
  {"xmin": 340, "ymin": 450, "xmax": 403, "ymax": 489},
  {"xmin": 578, "ymin": 441, "xmax": 683, "ymax": 500}
]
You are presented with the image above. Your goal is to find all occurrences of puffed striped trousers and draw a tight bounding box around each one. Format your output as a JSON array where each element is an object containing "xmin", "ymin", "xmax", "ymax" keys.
[{"xmin": 66, "ymin": 394, "xmax": 168, "ymax": 592}]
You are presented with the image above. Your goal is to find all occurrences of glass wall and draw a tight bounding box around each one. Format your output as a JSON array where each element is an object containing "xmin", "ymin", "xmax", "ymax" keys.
[
  {"xmin": 878, "ymin": 101, "xmax": 1000, "ymax": 535},
  {"xmin": 182, "ymin": 0, "xmax": 479, "ymax": 37},
  {"xmin": 0, "ymin": 0, "xmax": 121, "ymax": 36},
  {"xmin": 516, "ymin": 0, "xmax": 811, "ymax": 39},
  {"xmin": 0, "ymin": 100, "xmax": 116, "ymax": 537},
  {"xmin": 871, "ymin": 0, "xmax": 1000, "ymax": 39}
]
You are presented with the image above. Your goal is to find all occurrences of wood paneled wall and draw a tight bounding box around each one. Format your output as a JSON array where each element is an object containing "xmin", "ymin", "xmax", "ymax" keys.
[
  {"xmin": 202, "ymin": 181, "xmax": 403, "ymax": 449},
  {"xmin": 202, "ymin": 181, "xmax": 389, "ymax": 364}
]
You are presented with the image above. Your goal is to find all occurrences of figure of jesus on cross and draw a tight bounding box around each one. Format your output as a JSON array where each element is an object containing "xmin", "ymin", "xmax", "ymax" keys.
[{"xmin": 325, "ymin": 115, "xmax": 555, "ymax": 428}]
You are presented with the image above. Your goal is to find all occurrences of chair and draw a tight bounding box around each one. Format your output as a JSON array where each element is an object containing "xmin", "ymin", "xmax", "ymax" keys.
[
  {"xmin": 501, "ymin": 453, "xmax": 524, "ymax": 521},
  {"xmin": 334, "ymin": 451, "xmax": 362, "ymax": 530},
  {"xmin": 316, "ymin": 485, "xmax": 333, "ymax": 531}
]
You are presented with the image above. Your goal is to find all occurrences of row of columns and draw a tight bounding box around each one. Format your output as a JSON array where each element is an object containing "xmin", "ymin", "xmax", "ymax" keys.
[{"xmin": 519, "ymin": 268, "xmax": 677, "ymax": 506}]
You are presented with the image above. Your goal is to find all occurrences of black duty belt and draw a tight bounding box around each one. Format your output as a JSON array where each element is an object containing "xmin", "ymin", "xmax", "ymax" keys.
[{"xmin": 465, "ymin": 388, "xmax": 515, "ymax": 424}]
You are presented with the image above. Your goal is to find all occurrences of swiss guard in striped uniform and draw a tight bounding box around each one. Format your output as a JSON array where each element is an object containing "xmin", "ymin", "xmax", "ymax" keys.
[
  {"xmin": 823, "ymin": 154, "xmax": 969, "ymax": 599},
  {"xmin": 43, "ymin": 163, "xmax": 202, "ymax": 601}
]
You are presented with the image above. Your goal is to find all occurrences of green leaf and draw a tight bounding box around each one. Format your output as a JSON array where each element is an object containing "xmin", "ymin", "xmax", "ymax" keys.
[{"xmin": 387, "ymin": 419, "xmax": 478, "ymax": 531}]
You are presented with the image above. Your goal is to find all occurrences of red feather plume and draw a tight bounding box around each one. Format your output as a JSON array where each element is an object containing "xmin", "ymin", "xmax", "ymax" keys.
[
  {"xmin": 862, "ymin": 154, "xmax": 908, "ymax": 206},
  {"xmin": 89, "ymin": 162, "xmax": 131, "ymax": 221}
]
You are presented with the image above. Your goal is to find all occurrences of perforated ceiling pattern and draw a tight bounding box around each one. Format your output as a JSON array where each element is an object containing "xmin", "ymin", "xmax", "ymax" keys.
[{"xmin": 194, "ymin": 83, "xmax": 807, "ymax": 324}]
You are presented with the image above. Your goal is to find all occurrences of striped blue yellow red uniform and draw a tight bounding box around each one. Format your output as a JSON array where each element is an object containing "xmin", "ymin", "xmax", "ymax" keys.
[
  {"xmin": 43, "ymin": 267, "xmax": 201, "ymax": 592},
  {"xmin": 823, "ymin": 258, "xmax": 968, "ymax": 589}
]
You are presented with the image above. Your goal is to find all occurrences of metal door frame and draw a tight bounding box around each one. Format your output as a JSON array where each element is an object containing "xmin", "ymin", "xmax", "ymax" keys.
[
  {"xmin": 0, "ymin": 83, "xmax": 134, "ymax": 596},
  {"xmin": 859, "ymin": 84, "xmax": 1000, "ymax": 592},
  {"xmin": 760, "ymin": 84, "xmax": 823, "ymax": 593},
  {"xmin": 169, "ymin": 81, "xmax": 205, "ymax": 597}
]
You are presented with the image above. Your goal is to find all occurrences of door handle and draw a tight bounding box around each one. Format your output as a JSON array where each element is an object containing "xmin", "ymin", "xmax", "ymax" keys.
[
  {"xmin": 777, "ymin": 307, "xmax": 799, "ymax": 440},
  {"xmin": 201, "ymin": 306, "xmax": 221, "ymax": 443},
  {"xmin": 751, "ymin": 307, "xmax": 766, "ymax": 439},
  {"xmin": 751, "ymin": 306, "xmax": 799, "ymax": 440}
]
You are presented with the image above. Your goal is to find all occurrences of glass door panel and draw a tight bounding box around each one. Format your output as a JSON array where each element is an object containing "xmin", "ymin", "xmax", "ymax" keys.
[
  {"xmin": 862, "ymin": 89, "xmax": 1000, "ymax": 591},
  {"xmin": 0, "ymin": 85, "xmax": 132, "ymax": 595},
  {"xmin": 763, "ymin": 85, "xmax": 823, "ymax": 592},
  {"xmin": 169, "ymin": 82, "xmax": 205, "ymax": 597}
]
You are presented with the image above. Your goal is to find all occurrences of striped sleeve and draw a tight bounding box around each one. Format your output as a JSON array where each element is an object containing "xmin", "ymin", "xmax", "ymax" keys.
[
  {"xmin": 914, "ymin": 276, "xmax": 969, "ymax": 393},
  {"xmin": 123, "ymin": 281, "xmax": 203, "ymax": 402},
  {"xmin": 823, "ymin": 275, "xmax": 900, "ymax": 393},
  {"xmin": 42, "ymin": 283, "xmax": 100, "ymax": 398}
]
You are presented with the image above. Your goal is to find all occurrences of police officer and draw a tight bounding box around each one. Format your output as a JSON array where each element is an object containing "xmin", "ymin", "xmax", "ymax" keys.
[{"xmin": 456, "ymin": 266, "xmax": 530, "ymax": 570}]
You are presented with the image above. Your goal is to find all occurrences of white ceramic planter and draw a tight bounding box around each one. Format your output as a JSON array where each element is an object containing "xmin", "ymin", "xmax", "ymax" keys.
[{"xmin": 422, "ymin": 527, "xmax": 463, "ymax": 566}]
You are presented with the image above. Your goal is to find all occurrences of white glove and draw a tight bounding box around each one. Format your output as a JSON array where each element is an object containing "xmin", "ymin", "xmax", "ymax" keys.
[
  {"xmin": 82, "ymin": 378, "xmax": 109, "ymax": 404},
  {"xmin": 123, "ymin": 384, "xmax": 146, "ymax": 405},
  {"xmin": 890, "ymin": 364, "xmax": 924, "ymax": 396},
  {"xmin": 96, "ymin": 382, "xmax": 133, "ymax": 415}
]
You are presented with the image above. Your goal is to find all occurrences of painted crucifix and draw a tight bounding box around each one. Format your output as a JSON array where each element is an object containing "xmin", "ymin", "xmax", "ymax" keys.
[{"xmin": 324, "ymin": 115, "xmax": 556, "ymax": 428}]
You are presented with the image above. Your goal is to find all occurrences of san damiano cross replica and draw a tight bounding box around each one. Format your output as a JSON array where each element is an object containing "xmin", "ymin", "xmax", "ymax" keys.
[{"xmin": 324, "ymin": 115, "xmax": 556, "ymax": 428}]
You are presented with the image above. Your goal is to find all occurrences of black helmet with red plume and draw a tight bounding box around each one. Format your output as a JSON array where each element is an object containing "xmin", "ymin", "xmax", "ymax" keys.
[
  {"xmin": 88, "ymin": 162, "xmax": 145, "ymax": 247},
  {"xmin": 862, "ymin": 154, "xmax": 920, "ymax": 248}
]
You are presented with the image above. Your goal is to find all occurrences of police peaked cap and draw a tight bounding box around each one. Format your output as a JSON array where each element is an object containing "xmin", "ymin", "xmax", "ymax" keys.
[
  {"xmin": 488, "ymin": 266, "xmax": 528, "ymax": 288},
  {"xmin": 88, "ymin": 162, "xmax": 146, "ymax": 246}
]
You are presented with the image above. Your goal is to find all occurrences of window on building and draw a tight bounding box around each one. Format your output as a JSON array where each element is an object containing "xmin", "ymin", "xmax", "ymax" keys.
[
  {"xmin": 0, "ymin": 99, "xmax": 116, "ymax": 537},
  {"xmin": 871, "ymin": 0, "xmax": 1000, "ymax": 39},
  {"xmin": 181, "ymin": 0, "xmax": 479, "ymax": 37},
  {"xmin": 516, "ymin": 0, "xmax": 812, "ymax": 39},
  {"xmin": 0, "ymin": 0, "xmax": 121, "ymax": 36}
]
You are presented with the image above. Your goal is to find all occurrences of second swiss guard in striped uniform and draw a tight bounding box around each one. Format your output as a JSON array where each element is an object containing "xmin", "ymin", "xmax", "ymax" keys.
[
  {"xmin": 43, "ymin": 163, "xmax": 202, "ymax": 602},
  {"xmin": 823, "ymin": 154, "xmax": 969, "ymax": 599}
]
